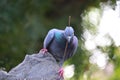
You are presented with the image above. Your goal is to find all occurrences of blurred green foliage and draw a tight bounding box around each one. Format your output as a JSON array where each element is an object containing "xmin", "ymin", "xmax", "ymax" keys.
[{"xmin": 0, "ymin": 0, "xmax": 117, "ymax": 79}]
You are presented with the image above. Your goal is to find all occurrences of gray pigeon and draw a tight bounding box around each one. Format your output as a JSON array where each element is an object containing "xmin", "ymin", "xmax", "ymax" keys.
[
  {"xmin": 42, "ymin": 26, "xmax": 78, "ymax": 77},
  {"xmin": 43, "ymin": 26, "xmax": 78, "ymax": 64}
]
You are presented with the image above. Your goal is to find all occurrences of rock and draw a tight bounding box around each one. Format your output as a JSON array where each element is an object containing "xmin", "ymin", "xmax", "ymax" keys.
[{"xmin": 0, "ymin": 51, "xmax": 63, "ymax": 80}]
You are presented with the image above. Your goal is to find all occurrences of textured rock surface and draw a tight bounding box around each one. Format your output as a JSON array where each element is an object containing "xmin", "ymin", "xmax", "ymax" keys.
[{"xmin": 0, "ymin": 51, "xmax": 63, "ymax": 80}]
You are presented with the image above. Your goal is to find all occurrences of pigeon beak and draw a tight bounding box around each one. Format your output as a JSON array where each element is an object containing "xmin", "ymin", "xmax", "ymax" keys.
[{"xmin": 67, "ymin": 36, "xmax": 72, "ymax": 42}]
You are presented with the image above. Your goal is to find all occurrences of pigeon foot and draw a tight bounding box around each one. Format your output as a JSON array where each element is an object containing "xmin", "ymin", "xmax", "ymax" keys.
[
  {"xmin": 40, "ymin": 48, "xmax": 48, "ymax": 54},
  {"xmin": 58, "ymin": 67, "xmax": 64, "ymax": 78}
]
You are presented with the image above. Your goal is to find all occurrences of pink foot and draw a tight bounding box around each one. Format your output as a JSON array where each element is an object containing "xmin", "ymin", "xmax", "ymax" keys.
[
  {"xmin": 58, "ymin": 68, "xmax": 64, "ymax": 78},
  {"xmin": 40, "ymin": 48, "xmax": 48, "ymax": 54}
]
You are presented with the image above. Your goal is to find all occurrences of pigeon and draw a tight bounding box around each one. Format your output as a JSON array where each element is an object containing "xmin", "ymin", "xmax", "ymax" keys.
[{"xmin": 41, "ymin": 26, "xmax": 78, "ymax": 77}]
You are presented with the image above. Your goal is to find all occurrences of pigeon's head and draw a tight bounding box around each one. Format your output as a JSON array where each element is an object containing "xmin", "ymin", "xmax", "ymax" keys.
[{"xmin": 64, "ymin": 26, "xmax": 74, "ymax": 42}]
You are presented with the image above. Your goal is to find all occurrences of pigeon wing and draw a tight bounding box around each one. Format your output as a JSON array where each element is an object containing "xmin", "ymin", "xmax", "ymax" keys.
[
  {"xmin": 65, "ymin": 36, "xmax": 78, "ymax": 60},
  {"xmin": 44, "ymin": 29, "xmax": 55, "ymax": 48}
]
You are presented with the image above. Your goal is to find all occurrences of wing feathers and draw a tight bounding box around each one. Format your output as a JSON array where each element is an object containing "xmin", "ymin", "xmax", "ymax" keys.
[{"xmin": 43, "ymin": 29, "xmax": 55, "ymax": 48}]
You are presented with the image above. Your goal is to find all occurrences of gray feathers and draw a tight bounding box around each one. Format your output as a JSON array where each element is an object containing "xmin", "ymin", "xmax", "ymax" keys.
[{"xmin": 43, "ymin": 27, "xmax": 78, "ymax": 64}]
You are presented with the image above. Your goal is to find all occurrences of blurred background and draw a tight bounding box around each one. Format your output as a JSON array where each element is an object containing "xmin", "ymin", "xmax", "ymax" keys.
[{"xmin": 0, "ymin": 0, "xmax": 119, "ymax": 80}]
